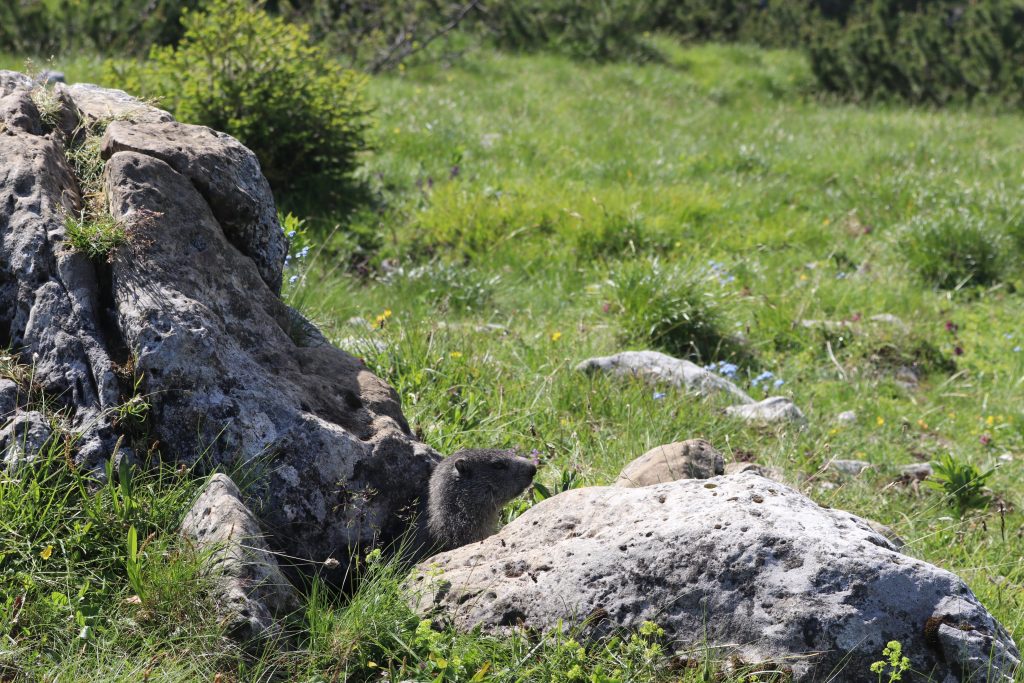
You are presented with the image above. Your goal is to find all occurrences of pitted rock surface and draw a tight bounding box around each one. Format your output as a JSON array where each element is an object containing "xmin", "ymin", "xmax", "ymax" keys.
[
  {"xmin": 1, "ymin": 86, "xmax": 122, "ymax": 469},
  {"xmin": 576, "ymin": 350, "xmax": 754, "ymax": 404},
  {"xmin": 101, "ymin": 120, "xmax": 286, "ymax": 292},
  {"xmin": 181, "ymin": 473, "xmax": 300, "ymax": 641},
  {"xmin": 410, "ymin": 472, "xmax": 1019, "ymax": 682},
  {"xmin": 0, "ymin": 73, "xmax": 439, "ymax": 578},
  {"xmin": 615, "ymin": 439, "xmax": 724, "ymax": 486}
]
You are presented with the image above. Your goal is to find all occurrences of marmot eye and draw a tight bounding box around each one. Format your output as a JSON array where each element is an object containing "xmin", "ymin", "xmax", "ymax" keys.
[{"xmin": 492, "ymin": 461, "xmax": 508, "ymax": 470}]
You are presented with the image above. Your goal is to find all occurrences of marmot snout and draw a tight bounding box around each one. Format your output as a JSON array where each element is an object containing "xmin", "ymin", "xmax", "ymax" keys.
[{"xmin": 426, "ymin": 448, "xmax": 537, "ymax": 552}]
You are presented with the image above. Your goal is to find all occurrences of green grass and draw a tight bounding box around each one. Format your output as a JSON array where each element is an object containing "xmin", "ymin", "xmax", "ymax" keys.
[{"xmin": 4, "ymin": 39, "xmax": 1024, "ymax": 680}]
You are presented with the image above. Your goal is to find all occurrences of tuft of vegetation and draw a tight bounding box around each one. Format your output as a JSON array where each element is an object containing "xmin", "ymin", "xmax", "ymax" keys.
[
  {"xmin": 63, "ymin": 212, "xmax": 129, "ymax": 262},
  {"xmin": 897, "ymin": 208, "xmax": 1013, "ymax": 290},
  {"xmin": 605, "ymin": 258, "xmax": 741, "ymax": 363},
  {"xmin": 108, "ymin": 0, "xmax": 373, "ymax": 193},
  {"xmin": 927, "ymin": 453, "xmax": 996, "ymax": 519}
]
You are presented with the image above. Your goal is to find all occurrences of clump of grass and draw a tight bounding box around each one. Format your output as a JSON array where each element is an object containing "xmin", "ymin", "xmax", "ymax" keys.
[
  {"xmin": 897, "ymin": 209, "xmax": 1011, "ymax": 290},
  {"xmin": 605, "ymin": 258, "xmax": 743, "ymax": 363},
  {"xmin": 64, "ymin": 211, "xmax": 128, "ymax": 261}
]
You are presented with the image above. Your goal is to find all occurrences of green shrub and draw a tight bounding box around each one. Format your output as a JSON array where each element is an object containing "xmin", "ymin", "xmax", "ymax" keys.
[
  {"xmin": 0, "ymin": 0, "xmax": 200, "ymax": 56},
  {"xmin": 605, "ymin": 258, "xmax": 742, "ymax": 362},
  {"xmin": 277, "ymin": 0, "xmax": 481, "ymax": 72},
  {"xmin": 897, "ymin": 209, "xmax": 1011, "ymax": 289},
  {"xmin": 480, "ymin": 0, "xmax": 658, "ymax": 62},
  {"xmin": 808, "ymin": 0, "xmax": 1024, "ymax": 105},
  {"xmin": 110, "ymin": 0, "xmax": 373, "ymax": 192}
]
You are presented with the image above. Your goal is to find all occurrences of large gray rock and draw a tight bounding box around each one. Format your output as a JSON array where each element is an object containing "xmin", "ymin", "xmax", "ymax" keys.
[
  {"xmin": 615, "ymin": 439, "xmax": 724, "ymax": 486},
  {"xmin": 410, "ymin": 472, "xmax": 1019, "ymax": 682},
  {"xmin": 181, "ymin": 473, "xmax": 300, "ymax": 641},
  {"xmin": 1, "ymin": 72, "xmax": 440, "ymax": 580},
  {"xmin": 576, "ymin": 351, "xmax": 753, "ymax": 404}
]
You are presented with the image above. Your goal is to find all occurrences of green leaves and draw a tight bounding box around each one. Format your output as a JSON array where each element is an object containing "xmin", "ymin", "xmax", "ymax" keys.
[{"xmin": 927, "ymin": 453, "xmax": 996, "ymax": 518}]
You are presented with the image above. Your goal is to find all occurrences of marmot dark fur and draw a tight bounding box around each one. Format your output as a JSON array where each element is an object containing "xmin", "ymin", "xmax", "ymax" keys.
[{"xmin": 425, "ymin": 448, "xmax": 536, "ymax": 553}]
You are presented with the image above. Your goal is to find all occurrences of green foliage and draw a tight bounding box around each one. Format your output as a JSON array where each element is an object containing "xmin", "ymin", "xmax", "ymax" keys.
[
  {"xmin": 481, "ymin": 0, "xmax": 659, "ymax": 62},
  {"xmin": 110, "ymin": 0, "xmax": 373, "ymax": 192},
  {"xmin": 897, "ymin": 209, "xmax": 1012, "ymax": 289},
  {"xmin": 64, "ymin": 212, "xmax": 128, "ymax": 261},
  {"xmin": 927, "ymin": 453, "xmax": 996, "ymax": 518},
  {"xmin": 278, "ymin": 0, "xmax": 481, "ymax": 72},
  {"xmin": 606, "ymin": 258, "xmax": 741, "ymax": 362},
  {"xmin": 0, "ymin": 0, "xmax": 200, "ymax": 56},
  {"xmin": 809, "ymin": 0, "xmax": 1024, "ymax": 105},
  {"xmin": 870, "ymin": 640, "xmax": 912, "ymax": 682}
]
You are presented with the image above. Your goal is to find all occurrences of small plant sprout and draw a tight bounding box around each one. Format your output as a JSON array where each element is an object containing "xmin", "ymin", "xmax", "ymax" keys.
[
  {"xmin": 870, "ymin": 640, "xmax": 911, "ymax": 682},
  {"xmin": 927, "ymin": 453, "xmax": 996, "ymax": 518}
]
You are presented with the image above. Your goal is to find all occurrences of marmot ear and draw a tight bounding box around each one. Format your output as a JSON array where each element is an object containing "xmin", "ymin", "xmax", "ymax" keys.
[{"xmin": 454, "ymin": 458, "xmax": 472, "ymax": 477}]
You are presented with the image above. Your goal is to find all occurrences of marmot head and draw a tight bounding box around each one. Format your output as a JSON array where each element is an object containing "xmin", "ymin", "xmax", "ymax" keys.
[{"xmin": 440, "ymin": 448, "xmax": 537, "ymax": 505}]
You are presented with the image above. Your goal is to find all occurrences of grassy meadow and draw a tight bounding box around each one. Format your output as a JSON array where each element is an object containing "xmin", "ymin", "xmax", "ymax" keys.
[{"xmin": 3, "ymin": 39, "xmax": 1024, "ymax": 681}]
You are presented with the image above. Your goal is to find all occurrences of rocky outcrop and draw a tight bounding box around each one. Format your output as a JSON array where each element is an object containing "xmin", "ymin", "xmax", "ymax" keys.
[
  {"xmin": 181, "ymin": 473, "xmax": 300, "ymax": 641},
  {"xmin": 0, "ymin": 72, "xmax": 439, "ymax": 579},
  {"xmin": 410, "ymin": 472, "xmax": 1020, "ymax": 682}
]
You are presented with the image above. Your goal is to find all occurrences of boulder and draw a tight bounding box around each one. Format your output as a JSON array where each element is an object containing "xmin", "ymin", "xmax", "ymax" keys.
[
  {"xmin": 410, "ymin": 473, "xmax": 1019, "ymax": 682},
  {"xmin": 0, "ymin": 73, "xmax": 440, "ymax": 579},
  {"xmin": 615, "ymin": 439, "xmax": 724, "ymax": 487},
  {"xmin": 576, "ymin": 351, "xmax": 753, "ymax": 404},
  {"xmin": 725, "ymin": 396, "xmax": 806, "ymax": 425},
  {"xmin": 181, "ymin": 473, "xmax": 300, "ymax": 641}
]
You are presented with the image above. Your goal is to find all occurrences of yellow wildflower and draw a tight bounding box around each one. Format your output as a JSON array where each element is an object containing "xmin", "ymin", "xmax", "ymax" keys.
[
  {"xmin": 551, "ymin": 331, "xmax": 562, "ymax": 342},
  {"xmin": 876, "ymin": 416, "xmax": 885, "ymax": 426},
  {"xmin": 40, "ymin": 545, "xmax": 53, "ymax": 560},
  {"xmin": 449, "ymin": 351, "xmax": 463, "ymax": 359}
]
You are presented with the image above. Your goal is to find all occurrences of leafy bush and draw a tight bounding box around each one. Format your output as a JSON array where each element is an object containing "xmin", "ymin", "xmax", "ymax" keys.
[
  {"xmin": 277, "ymin": 0, "xmax": 481, "ymax": 72},
  {"xmin": 605, "ymin": 258, "xmax": 742, "ymax": 362},
  {"xmin": 0, "ymin": 0, "xmax": 199, "ymax": 55},
  {"xmin": 897, "ymin": 209, "xmax": 1011, "ymax": 289},
  {"xmin": 480, "ymin": 0, "xmax": 658, "ymax": 62},
  {"xmin": 808, "ymin": 0, "xmax": 1024, "ymax": 105},
  {"xmin": 110, "ymin": 0, "xmax": 373, "ymax": 192}
]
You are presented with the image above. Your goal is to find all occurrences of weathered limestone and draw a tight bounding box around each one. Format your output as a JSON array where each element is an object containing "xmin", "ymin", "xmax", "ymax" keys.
[{"xmin": 410, "ymin": 473, "xmax": 1019, "ymax": 682}]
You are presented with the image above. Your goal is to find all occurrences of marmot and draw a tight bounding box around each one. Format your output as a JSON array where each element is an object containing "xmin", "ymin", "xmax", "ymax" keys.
[{"xmin": 424, "ymin": 448, "xmax": 537, "ymax": 554}]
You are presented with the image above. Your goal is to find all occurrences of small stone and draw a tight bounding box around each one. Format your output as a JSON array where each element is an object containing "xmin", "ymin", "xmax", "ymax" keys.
[
  {"xmin": 615, "ymin": 439, "xmax": 724, "ymax": 487},
  {"xmin": 725, "ymin": 396, "xmax": 806, "ymax": 425},
  {"xmin": 998, "ymin": 453, "xmax": 1014, "ymax": 463},
  {"xmin": 829, "ymin": 459, "xmax": 872, "ymax": 475},
  {"xmin": 899, "ymin": 463, "xmax": 933, "ymax": 480},
  {"xmin": 836, "ymin": 410, "xmax": 857, "ymax": 424}
]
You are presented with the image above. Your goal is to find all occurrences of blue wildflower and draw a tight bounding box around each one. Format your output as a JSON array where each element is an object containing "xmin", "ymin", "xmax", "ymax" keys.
[
  {"xmin": 653, "ymin": 391, "xmax": 667, "ymax": 400},
  {"xmin": 287, "ymin": 230, "xmax": 297, "ymax": 238},
  {"xmin": 289, "ymin": 275, "xmax": 299, "ymax": 284},
  {"xmin": 774, "ymin": 378, "xmax": 784, "ymax": 388}
]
